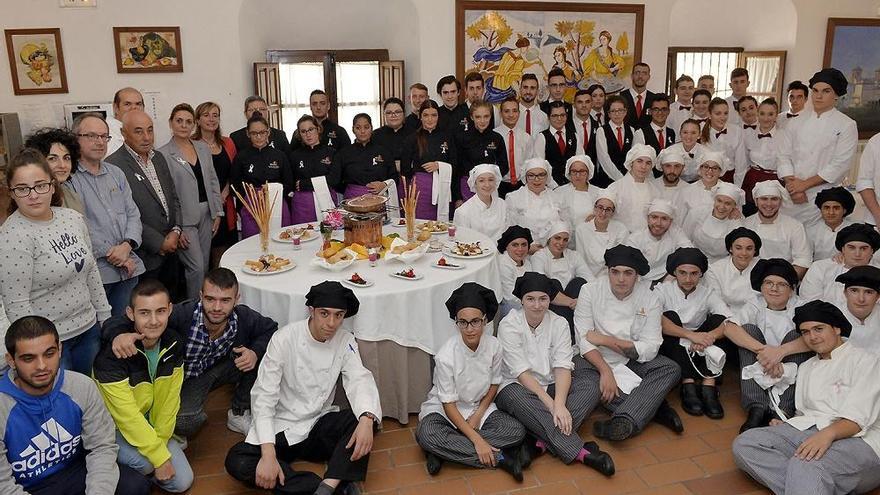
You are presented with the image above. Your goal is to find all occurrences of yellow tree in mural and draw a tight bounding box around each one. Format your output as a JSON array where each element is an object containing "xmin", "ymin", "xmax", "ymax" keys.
[
  {"xmin": 466, "ymin": 11, "xmax": 514, "ymax": 51},
  {"xmin": 555, "ymin": 19, "xmax": 596, "ymax": 73},
  {"xmin": 616, "ymin": 32, "xmax": 630, "ymax": 55}
]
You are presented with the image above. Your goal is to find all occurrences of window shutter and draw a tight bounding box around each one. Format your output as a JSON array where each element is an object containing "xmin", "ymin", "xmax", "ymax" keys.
[
  {"xmin": 253, "ymin": 62, "xmax": 283, "ymax": 130},
  {"xmin": 379, "ymin": 60, "xmax": 405, "ymax": 125}
]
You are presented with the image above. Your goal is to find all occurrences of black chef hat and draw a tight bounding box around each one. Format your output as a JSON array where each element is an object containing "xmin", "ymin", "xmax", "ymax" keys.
[
  {"xmin": 834, "ymin": 223, "xmax": 880, "ymax": 252},
  {"xmin": 793, "ymin": 300, "xmax": 852, "ymax": 338},
  {"xmin": 750, "ymin": 258, "xmax": 799, "ymax": 292},
  {"xmin": 835, "ymin": 265, "xmax": 880, "ymax": 292},
  {"xmin": 665, "ymin": 247, "xmax": 708, "ymax": 276},
  {"xmin": 604, "ymin": 244, "xmax": 650, "ymax": 276},
  {"xmin": 724, "ymin": 227, "xmax": 762, "ymax": 256},
  {"xmin": 497, "ymin": 225, "xmax": 533, "ymax": 254},
  {"xmin": 305, "ymin": 281, "xmax": 360, "ymax": 317},
  {"xmin": 814, "ymin": 186, "xmax": 855, "ymax": 216},
  {"xmin": 512, "ymin": 272, "xmax": 559, "ymax": 300},
  {"xmin": 809, "ymin": 68, "xmax": 848, "ymax": 97},
  {"xmin": 446, "ymin": 282, "xmax": 499, "ymax": 320}
]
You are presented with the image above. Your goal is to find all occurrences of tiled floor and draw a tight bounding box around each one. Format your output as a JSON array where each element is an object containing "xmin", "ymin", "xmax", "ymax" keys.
[{"xmin": 167, "ymin": 373, "xmax": 874, "ymax": 495}]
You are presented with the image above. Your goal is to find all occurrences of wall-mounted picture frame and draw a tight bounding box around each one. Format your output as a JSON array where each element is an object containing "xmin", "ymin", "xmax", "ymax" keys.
[
  {"xmin": 823, "ymin": 17, "xmax": 880, "ymax": 139},
  {"xmin": 456, "ymin": 0, "xmax": 644, "ymax": 103},
  {"xmin": 113, "ymin": 26, "xmax": 183, "ymax": 73},
  {"xmin": 4, "ymin": 28, "xmax": 69, "ymax": 96}
]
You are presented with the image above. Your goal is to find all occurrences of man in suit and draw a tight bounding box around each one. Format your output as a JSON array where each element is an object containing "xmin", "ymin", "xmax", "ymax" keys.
[
  {"xmin": 636, "ymin": 95, "xmax": 676, "ymax": 157},
  {"xmin": 620, "ymin": 63, "xmax": 656, "ymax": 128},
  {"xmin": 107, "ymin": 87, "xmax": 144, "ymax": 155},
  {"xmin": 539, "ymin": 68, "xmax": 573, "ymax": 120},
  {"xmin": 106, "ymin": 110, "xmax": 183, "ymax": 300}
]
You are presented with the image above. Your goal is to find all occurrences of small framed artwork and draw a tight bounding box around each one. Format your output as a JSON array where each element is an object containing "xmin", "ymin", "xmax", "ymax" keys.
[
  {"xmin": 823, "ymin": 18, "xmax": 880, "ymax": 139},
  {"xmin": 113, "ymin": 26, "xmax": 183, "ymax": 73},
  {"xmin": 4, "ymin": 28, "xmax": 69, "ymax": 95}
]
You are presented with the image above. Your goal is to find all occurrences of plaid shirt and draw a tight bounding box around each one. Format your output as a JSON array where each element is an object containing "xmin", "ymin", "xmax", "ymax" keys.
[{"xmin": 184, "ymin": 302, "xmax": 238, "ymax": 378}]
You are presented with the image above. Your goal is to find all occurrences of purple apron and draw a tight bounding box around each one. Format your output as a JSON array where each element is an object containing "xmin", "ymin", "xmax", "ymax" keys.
[
  {"xmin": 291, "ymin": 189, "xmax": 338, "ymax": 224},
  {"xmin": 459, "ymin": 175, "xmax": 475, "ymax": 202},
  {"xmin": 413, "ymin": 172, "xmax": 439, "ymax": 220},
  {"xmin": 239, "ymin": 200, "xmax": 292, "ymax": 239},
  {"xmin": 344, "ymin": 184, "xmax": 372, "ymax": 200}
]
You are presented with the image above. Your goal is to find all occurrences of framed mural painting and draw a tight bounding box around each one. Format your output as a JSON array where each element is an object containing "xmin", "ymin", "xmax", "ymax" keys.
[
  {"xmin": 4, "ymin": 28, "xmax": 68, "ymax": 95},
  {"xmin": 456, "ymin": 0, "xmax": 644, "ymax": 104},
  {"xmin": 823, "ymin": 18, "xmax": 880, "ymax": 139},
  {"xmin": 113, "ymin": 26, "xmax": 183, "ymax": 73}
]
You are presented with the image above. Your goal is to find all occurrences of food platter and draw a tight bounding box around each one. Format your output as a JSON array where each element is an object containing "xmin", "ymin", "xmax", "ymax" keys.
[{"xmin": 242, "ymin": 255, "xmax": 296, "ymax": 275}]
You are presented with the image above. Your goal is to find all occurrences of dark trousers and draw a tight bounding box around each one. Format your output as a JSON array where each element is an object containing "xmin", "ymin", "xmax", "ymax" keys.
[
  {"xmin": 175, "ymin": 355, "xmax": 257, "ymax": 437},
  {"xmin": 141, "ymin": 252, "xmax": 185, "ymax": 302},
  {"xmin": 225, "ymin": 411, "xmax": 369, "ymax": 494},
  {"xmin": 549, "ymin": 277, "xmax": 588, "ymax": 342},
  {"xmin": 660, "ymin": 311, "xmax": 727, "ymax": 381},
  {"xmin": 27, "ymin": 459, "xmax": 149, "ymax": 495}
]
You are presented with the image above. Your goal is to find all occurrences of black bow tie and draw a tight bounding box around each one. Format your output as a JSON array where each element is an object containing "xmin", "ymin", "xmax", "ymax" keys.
[
  {"xmin": 743, "ymin": 124, "xmax": 757, "ymax": 130},
  {"xmin": 696, "ymin": 118, "xmax": 708, "ymax": 123},
  {"xmin": 679, "ymin": 106, "xmax": 691, "ymax": 111},
  {"xmin": 758, "ymin": 133, "xmax": 772, "ymax": 139},
  {"xmin": 786, "ymin": 113, "xmax": 798, "ymax": 118},
  {"xmin": 715, "ymin": 129, "xmax": 727, "ymax": 138},
  {"xmin": 688, "ymin": 152, "xmax": 695, "ymax": 158}
]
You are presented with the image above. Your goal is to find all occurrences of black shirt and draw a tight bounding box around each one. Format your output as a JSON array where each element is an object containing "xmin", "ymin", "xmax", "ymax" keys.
[
  {"xmin": 438, "ymin": 103, "xmax": 470, "ymax": 134},
  {"xmin": 454, "ymin": 127, "xmax": 509, "ymax": 178},
  {"xmin": 230, "ymin": 127, "xmax": 289, "ymax": 154},
  {"xmin": 372, "ymin": 125, "xmax": 413, "ymax": 163},
  {"xmin": 399, "ymin": 129, "xmax": 457, "ymax": 179},
  {"xmin": 230, "ymin": 144, "xmax": 295, "ymax": 199},
  {"xmin": 191, "ymin": 158, "xmax": 208, "ymax": 203},
  {"xmin": 290, "ymin": 118, "xmax": 351, "ymax": 153},
  {"xmin": 211, "ymin": 147, "xmax": 232, "ymax": 189},
  {"xmin": 330, "ymin": 140, "xmax": 397, "ymax": 189},
  {"xmin": 289, "ymin": 143, "xmax": 336, "ymax": 192},
  {"xmin": 404, "ymin": 113, "xmax": 421, "ymax": 133}
]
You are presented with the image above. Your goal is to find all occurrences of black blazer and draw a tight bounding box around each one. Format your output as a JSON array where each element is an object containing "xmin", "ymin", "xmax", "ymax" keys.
[
  {"xmin": 620, "ymin": 89, "xmax": 658, "ymax": 128},
  {"xmin": 640, "ymin": 124, "xmax": 677, "ymax": 155}
]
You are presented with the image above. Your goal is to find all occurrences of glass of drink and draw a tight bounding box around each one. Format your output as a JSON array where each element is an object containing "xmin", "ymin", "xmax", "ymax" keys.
[
  {"xmin": 447, "ymin": 224, "xmax": 457, "ymax": 238},
  {"xmin": 368, "ymin": 247, "xmax": 378, "ymax": 267},
  {"xmin": 292, "ymin": 233, "xmax": 302, "ymax": 250}
]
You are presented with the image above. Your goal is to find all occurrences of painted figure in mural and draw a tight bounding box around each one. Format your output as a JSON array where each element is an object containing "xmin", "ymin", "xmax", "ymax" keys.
[
  {"xmin": 582, "ymin": 31, "xmax": 625, "ymax": 82},
  {"xmin": 551, "ymin": 46, "xmax": 582, "ymax": 102},
  {"xmin": 19, "ymin": 43, "xmax": 54, "ymax": 85},
  {"xmin": 485, "ymin": 37, "xmax": 545, "ymax": 102}
]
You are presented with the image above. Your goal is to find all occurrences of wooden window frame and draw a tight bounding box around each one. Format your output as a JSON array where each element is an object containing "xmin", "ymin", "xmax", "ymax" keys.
[{"xmin": 665, "ymin": 46, "xmax": 744, "ymax": 96}]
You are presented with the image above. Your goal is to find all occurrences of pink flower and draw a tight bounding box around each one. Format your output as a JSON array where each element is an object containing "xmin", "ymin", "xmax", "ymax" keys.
[{"xmin": 323, "ymin": 210, "xmax": 345, "ymax": 229}]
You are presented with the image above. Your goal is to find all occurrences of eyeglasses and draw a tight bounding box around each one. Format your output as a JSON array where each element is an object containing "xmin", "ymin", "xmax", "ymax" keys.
[
  {"xmin": 76, "ymin": 133, "xmax": 112, "ymax": 142},
  {"xmin": 609, "ymin": 108, "xmax": 627, "ymax": 114},
  {"xmin": 699, "ymin": 164, "xmax": 722, "ymax": 171},
  {"xmin": 762, "ymin": 280, "xmax": 792, "ymax": 290},
  {"xmin": 455, "ymin": 317, "xmax": 485, "ymax": 329},
  {"xmin": 11, "ymin": 182, "xmax": 53, "ymax": 198},
  {"xmin": 595, "ymin": 205, "xmax": 615, "ymax": 213},
  {"xmin": 526, "ymin": 172, "xmax": 548, "ymax": 180},
  {"xmin": 650, "ymin": 108, "xmax": 670, "ymax": 113},
  {"xmin": 300, "ymin": 127, "xmax": 318, "ymax": 135},
  {"xmin": 384, "ymin": 110, "xmax": 404, "ymax": 116},
  {"xmin": 570, "ymin": 170, "xmax": 589, "ymax": 176},
  {"xmin": 248, "ymin": 130, "xmax": 269, "ymax": 136},
  {"xmin": 548, "ymin": 83, "xmax": 566, "ymax": 89},
  {"xmin": 549, "ymin": 113, "xmax": 567, "ymax": 119}
]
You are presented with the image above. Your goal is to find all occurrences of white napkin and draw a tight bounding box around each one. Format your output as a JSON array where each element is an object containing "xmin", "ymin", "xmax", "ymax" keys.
[
  {"xmin": 679, "ymin": 338, "xmax": 726, "ymax": 377},
  {"xmin": 433, "ymin": 161, "xmax": 453, "ymax": 222},
  {"xmin": 383, "ymin": 179, "xmax": 401, "ymax": 220},
  {"xmin": 267, "ymin": 182, "xmax": 283, "ymax": 232},
  {"xmin": 310, "ymin": 176, "xmax": 336, "ymax": 221},
  {"xmin": 741, "ymin": 362, "xmax": 798, "ymax": 420},
  {"xmin": 611, "ymin": 363, "xmax": 642, "ymax": 395}
]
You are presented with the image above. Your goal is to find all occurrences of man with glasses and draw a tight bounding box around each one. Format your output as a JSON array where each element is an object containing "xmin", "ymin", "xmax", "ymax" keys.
[
  {"xmin": 68, "ymin": 112, "xmax": 145, "ymax": 317},
  {"xmin": 107, "ymin": 87, "xmax": 144, "ymax": 154},
  {"xmin": 620, "ymin": 63, "xmax": 657, "ymax": 128},
  {"xmin": 539, "ymin": 68, "xmax": 573, "ymax": 121},
  {"xmin": 533, "ymin": 101, "xmax": 577, "ymax": 186},
  {"xmin": 230, "ymin": 96, "xmax": 290, "ymax": 152},
  {"xmin": 635, "ymin": 95, "xmax": 676, "ymax": 156}
]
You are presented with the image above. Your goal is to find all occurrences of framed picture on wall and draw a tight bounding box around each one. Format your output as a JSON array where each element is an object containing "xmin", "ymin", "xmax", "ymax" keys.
[
  {"xmin": 4, "ymin": 28, "xmax": 68, "ymax": 95},
  {"xmin": 455, "ymin": 0, "xmax": 644, "ymax": 103},
  {"xmin": 113, "ymin": 26, "xmax": 183, "ymax": 73},
  {"xmin": 823, "ymin": 18, "xmax": 880, "ymax": 139}
]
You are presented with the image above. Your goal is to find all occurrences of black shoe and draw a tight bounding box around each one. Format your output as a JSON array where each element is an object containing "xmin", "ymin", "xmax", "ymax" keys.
[
  {"xmin": 424, "ymin": 451, "xmax": 443, "ymax": 475},
  {"xmin": 497, "ymin": 449, "xmax": 524, "ymax": 482},
  {"xmin": 701, "ymin": 385, "xmax": 725, "ymax": 419},
  {"xmin": 519, "ymin": 433, "xmax": 541, "ymax": 469},
  {"xmin": 581, "ymin": 441, "xmax": 615, "ymax": 476},
  {"xmin": 739, "ymin": 406, "xmax": 768, "ymax": 433},
  {"xmin": 340, "ymin": 482, "xmax": 362, "ymax": 495},
  {"xmin": 592, "ymin": 416, "xmax": 636, "ymax": 441},
  {"xmin": 652, "ymin": 400, "xmax": 684, "ymax": 434},
  {"xmin": 680, "ymin": 383, "xmax": 703, "ymax": 416}
]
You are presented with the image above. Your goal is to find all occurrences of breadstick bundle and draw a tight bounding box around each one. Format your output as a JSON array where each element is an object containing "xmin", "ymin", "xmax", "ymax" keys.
[
  {"xmin": 232, "ymin": 182, "xmax": 277, "ymax": 253},
  {"xmin": 400, "ymin": 177, "xmax": 419, "ymax": 242}
]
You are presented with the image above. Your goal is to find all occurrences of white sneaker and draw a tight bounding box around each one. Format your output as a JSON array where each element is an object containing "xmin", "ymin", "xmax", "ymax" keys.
[
  {"xmin": 171, "ymin": 434, "xmax": 188, "ymax": 450},
  {"xmin": 227, "ymin": 409, "xmax": 252, "ymax": 435}
]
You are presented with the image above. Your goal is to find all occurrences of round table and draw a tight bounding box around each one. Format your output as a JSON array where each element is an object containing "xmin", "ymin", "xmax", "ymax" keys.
[{"xmin": 220, "ymin": 223, "xmax": 501, "ymax": 421}]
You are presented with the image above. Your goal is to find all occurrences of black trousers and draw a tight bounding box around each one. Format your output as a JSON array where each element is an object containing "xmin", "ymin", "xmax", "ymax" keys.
[
  {"xmin": 225, "ymin": 411, "xmax": 369, "ymax": 494},
  {"xmin": 549, "ymin": 277, "xmax": 588, "ymax": 343},
  {"xmin": 660, "ymin": 311, "xmax": 727, "ymax": 381},
  {"xmin": 140, "ymin": 252, "xmax": 185, "ymax": 302}
]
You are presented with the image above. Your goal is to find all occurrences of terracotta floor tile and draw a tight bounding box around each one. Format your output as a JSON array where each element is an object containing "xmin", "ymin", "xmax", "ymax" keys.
[
  {"xmin": 699, "ymin": 427, "xmax": 740, "ymax": 451},
  {"xmin": 692, "ymin": 450, "xmax": 738, "ymax": 475},
  {"xmin": 573, "ymin": 470, "xmax": 649, "ymax": 494},
  {"xmin": 362, "ymin": 463, "xmax": 432, "ymax": 492},
  {"xmin": 635, "ymin": 459, "xmax": 705, "ymax": 487},
  {"xmin": 373, "ymin": 428, "xmax": 416, "ymax": 451},
  {"xmin": 390, "ymin": 444, "xmax": 426, "ymax": 466},
  {"xmin": 683, "ymin": 469, "xmax": 765, "ymax": 495},
  {"xmin": 603, "ymin": 447, "xmax": 659, "ymax": 472},
  {"xmin": 398, "ymin": 478, "xmax": 470, "ymax": 495},
  {"xmin": 529, "ymin": 457, "xmax": 597, "ymax": 484},
  {"xmin": 368, "ymin": 450, "xmax": 393, "ymax": 471},
  {"xmin": 646, "ymin": 436, "xmax": 714, "ymax": 462},
  {"xmin": 629, "ymin": 483, "xmax": 693, "ymax": 494},
  {"xmin": 467, "ymin": 469, "xmax": 539, "ymax": 494},
  {"xmin": 510, "ymin": 480, "xmax": 581, "ymax": 494},
  {"xmin": 189, "ymin": 473, "xmax": 251, "ymax": 494}
]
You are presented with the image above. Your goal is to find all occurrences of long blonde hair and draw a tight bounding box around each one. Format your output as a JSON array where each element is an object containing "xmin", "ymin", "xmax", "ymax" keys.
[{"xmin": 192, "ymin": 101, "xmax": 224, "ymax": 144}]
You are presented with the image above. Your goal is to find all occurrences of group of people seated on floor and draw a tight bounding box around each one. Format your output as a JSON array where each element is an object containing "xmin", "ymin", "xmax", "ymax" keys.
[{"xmin": 1, "ymin": 59, "xmax": 880, "ymax": 494}]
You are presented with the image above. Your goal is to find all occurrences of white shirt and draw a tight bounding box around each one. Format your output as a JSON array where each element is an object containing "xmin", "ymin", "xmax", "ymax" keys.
[
  {"xmin": 856, "ymin": 134, "xmax": 880, "ymax": 224},
  {"xmin": 533, "ymin": 126, "xmax": 573, "ymax": 161},
  {"xmin": 730, "ymin": 293, "xmax": 803, "ymax": 347},
  {"xmin": 530, "ymin": 248, "xmax": 594, "ymax": 287},
  {"xmin": 107, "ymin": 117, "xmax": 124, "ymax": 155},
  {"xmin": 419, "ymin": 334, "xmax": 502, "ymax": 428},
  {"xmin": 494, "ymin": 124, "xmax": 535, "ymax": 182},
  {"xmin": 498, "ymin": 309, "xmax": 574, "ymax": 390},
  {"xmin": 516, "ymin": 103, "xmax": 549, "ymax": 136},
  {"xmin": 843, "ymin": 306, "xmax": 880, "ymax": 351},
  {"xmin": 590, "ymin": 109, "xmax": 605, "ymax": 127},
  {"xmin": 574, "ymin": 219, "xmax": 630, "ymax": 277},
  {"xmin": 595, "ymin": 123, "xmax": 644, "ymax": 182},
  {"xmin": 505, "ymin": 186, "xmax": 563, "ymax": 244},
  {"xmin": 498, "ymin": 254, "xmax": 532, "ymax": 305},
  {"xmin": 654, "ymin": 280, "xmax": 733, "ymax": 329},
  {"xmin": 706, "ymin": 125, "xmax": 747, "ymax": 186},
  {"xmin": 668, "ymin": 101, "xmax": 694, "ymax": 142},
  {"xmin": 571, "ymin": 114, "xmax": 595, "ymax": 155},
  {"xmin": 743, "ymin": 213, "xmax": 812, "ymax": 268},
  {"xmin": 574, "ymin": 277, "xmax": 662, "ymax": 366},
  {"xmin": 725, "ymin": 95, "xmax": 744, "ymax": 126},
  {"xmin": 454, "ymin": 195, "xmax": 507, "ymax": 242},
  {"xmin": 606, "ymin": 174, "xmax": 656, "ymax": 233},
  {"xmin": 683, "ymin": 205, "xmax": 743, "ymax": 263},
  {"xmin": 246, "ymin": 319, "xmax": 381, "ymax": 446},
  {"xmin": 744, "ymin": 126, "xmax": 792, "ymax": 172},
  {"xmin": 776, "ymin": 108, "xmax": 813, "ymax": 135},
  {"xmin": 634, "ymin": 122, "xmax": 672, "ymax": 150},
  {"xmin": 679, "ymin": 180, "xmax": 718, "ymax": 224},
  {"xmin": 798, "ymin": 259, "xmax": 856, "ymax": 306},
  {"xmin": 552, "ymin": 184, "xmax": 599, "ymax": 247},
  {"xmin": 650, "ymin": 177, "xmax": 687, "ymax": 210},
  {"xmin": 666, "ymin": 141, "xmax": 706, "ymax": 183},
  {"xmin": 626, "ymin": 225, "xmax": 693, "ymax": 281},
  {"xmin": 704, "ymin": 256, "xmax": 760, "ymax": 316},
  {"xmin": 788, "ymin": 342, "xmax": 880, "ymax": 457},
  {"xmin": 807, "ymin": 219, "xmax": 853, "ymax": 262}
]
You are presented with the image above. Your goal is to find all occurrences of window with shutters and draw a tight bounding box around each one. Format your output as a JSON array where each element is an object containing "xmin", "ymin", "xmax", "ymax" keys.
[{"xmin": 666, "ymin": 47, "xmax": 786, "ymax": 103}]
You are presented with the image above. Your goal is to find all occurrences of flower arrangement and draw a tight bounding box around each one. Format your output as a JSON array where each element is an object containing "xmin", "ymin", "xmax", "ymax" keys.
[{"xmin": 322, "ymin": 209, "xmax": 345, "ymax": 230}]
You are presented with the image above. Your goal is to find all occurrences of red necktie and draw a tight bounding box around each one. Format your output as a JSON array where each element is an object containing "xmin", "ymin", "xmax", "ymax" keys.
[
  {"xmin": 557, "ymin": 130, "xmax": 566, "ymax": 154},
  {"xmin": 508, "ymin": 130, "xmax": 517, "ymax": 183},
  {"xmin": 525, "ymin": 109, "xmax": 532, "ymax": 135},
  {"xmin": 582, "ymin": 121, "xmax": 589, "ymax": 153},
  {"xmin": 616, "ymin": 126, "xmax": 624, "ymax": 150},
  {"xmin": 657, "ymin": 129, "xmax": 665, "ymax": 150},
  {"xmin": 636, "ymin": 94, "xmax": 643, "ymax": 117}
]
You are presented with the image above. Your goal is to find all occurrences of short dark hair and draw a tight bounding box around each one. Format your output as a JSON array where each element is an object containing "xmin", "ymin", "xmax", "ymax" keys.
[
  {"xmin": 72, "ymin": 112, "xmax": 109, "ymax": 134},
  {"xmin": 500, "ymin": 95, "xmax": 519, "ymax": 109},
  {"xmin": 675, "ymin": 75, "xmax": 695, "ymax": 88},
  {"xmin": 759, "ymin": 97, "xmax": 779, "ymax": 110},
  {"xmin": 586, "ymin": 84, "xmax": 605, "ymax": 96},
  {"xmin": 352, "ymin": 113, "xmax": 372, "ymax": 126},
  {"xmin": 129, "ymin": 278, "xmax": 170, "ymax": 308},
  {"xmin": 574, "ymin": 89, "xmax": 591, "ymax": 99},
  {"xmin": 24, "ymin": 128, "xmax": 80, "ymax": 173},
  {"xmin": 247, "ymin": 115, "xmax": 269, "ymax": 129},
  {"xmin": 730, "ymin": 67, "xmax": 749, "ymax": 80},
  {"xmin": 547, "ymin": 68, "xmax": 565, "ymax": 80},
  {"xmin": 383, "ymin": 97, "xmax": 405, "ymax": 110},
  {"xmin": 650, "ymin": 94, "xmax": 670, "ymax": 108},
  {"xmin": 243, "ymin": 95, "xmax": 267, "ymax": 112},
  {"xmin": 464, "ymin": 72, "xmax": 484, "ymax": 85},
  {"xmin": 633, "ymin": 62, "xmax": 650, "ymax": 71},
  {"xmin": 738, "ymin": 95, "xmax": 758, "ymax": 107},
  {"xmin": 692, "ymin": 89, "xmax": 712, "ymax": 101},
  {"xmin": 604, "ymin": 94, "xmax": 627, "ymax": 115},
  {"xmin": 787, "ymin": 80, "xmax": 809, "ymax": 97},
  {"xmin": 547, "ymin": 100, "xmax": 566, "ymax": 112},
  {"xmin": 436, "ymin": 75, "xmax": 461, "ymax": 94},
  {"xmin": 521, "ymin": 73, "xmax": 539, "ymax": 84},
  {"xmin": 169, "ymin": 103, "xmax": 195, "ymax": 121},
  {"xmin": 6, "ymin": 316, "xmax": 59, "ymax": 356},
  {"xmin": 204, "ymin": 267, "xmax": 238, "ymax": 291},
  {"xmin": 310, "ymin": 89, "xmax": 327, "ymax": 98}
]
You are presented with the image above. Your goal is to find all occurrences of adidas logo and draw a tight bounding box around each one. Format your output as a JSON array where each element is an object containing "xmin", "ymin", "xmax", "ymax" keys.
[{"xmin": 11, "ymin": 418, "xmax": 82, "ymax": 475}]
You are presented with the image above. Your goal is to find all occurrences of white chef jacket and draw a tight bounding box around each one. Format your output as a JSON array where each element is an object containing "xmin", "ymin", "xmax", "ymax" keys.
[
  {"xmin": 498, "ymin": 309, "xmax": 574, "ymax": 390},
  {"xmin": 798, "ymin": 259, "xmax": 873, "ymax": 306},
  {"xmin": 419, "ymin": 333, "xmax": 502, "ymax": 428},
  {"xmin": 530, "ymin": 247, "xmax": 594, "ymax": 287},
  {"xmin": 668, "ymin": 101, "xmax": 694, "ymax": 143},
  {"xmin": 787, "ymin": 342, "xmax": 880, "ymax": 457},
  {"xmin": 595, "ymin": 124, "xmax": 645, "ymax": 183},
  {"xmin": 494, "ymin": 124, "xmax": 535, "ymax": 183},
  {"xmin": 571, "ymin": 114, "xmax": 596, "ymax": 155},
  {"xmin": 627, "ymin": 225, "xmax": 693, "ymax": 281},
  {"xmin": 807, "ymin": 218, "xmax": 853, "ymax": 262},
  {"xmin": 573, "ymin": 277, "xmax": 662, "ymax": 366},
  {"xmin": 776, "ymin": 109, "xmax": 813, "ymax": 135},
  {"xmin": 730, "ymin": 293, "xmax": 803, "ymax": 347},
  {"xmin": 505, "ymin": 186, "xmax": 563, "ymax": 244},
  {"xmin": 516, "ymin": 103, "xmax": 549, "ymax": 136},
  {"xmin": 679, "ymin": 180, "xmax": 718, "ymax": 224},
  {"xmin": 778, "ymin": 107, "xmax": 858, "ymax": 226},
  {"xmin": 650, "ymin": 177, "xmax": 687, "ymax": 210},
  {"xmin": 454, "ymin": 195, "xmax": 507, "ymax": 242},
  {"xmin": 743, "ymin": 213, "xmax": 812, "ymax": 268},
  {"xmin": 552, "ymin": 184, "xmax": 599, "ymax": 248},
  {"xmin": 856, "ymin": 134, "xmax": 880, "ymax": 224},
  {"xmin": 666, "ymin": 141, "xmax": 706, "ymax": 183},
  {"xmin": 654, "ymin": 280, "xmax": 732, "ymax": 330},
  {"xmin": 706, "ymin": 125, "xmax": 747, "ymax": 186},
  {"xmin": 606, "ymin": 173, "xmax": 656, "ymax": 233},
  {"xmin": 683, "ymin": 205, "xmax": 744, "ymax": 263},
  {"xmin": 744, "ymin": 126, "xmax": 792, "ymax": 172},
  {"xmin": 843, "ymin": 306, "xmax": 880, "ymax": 351},
  {"xmin": 574, "ymin": 219, "xmax": 630, "ymax": 277},
  {"xmin": 498, "ymin": 254, "xmax": 532, "ymax": 305},
  {"xmin": 704, "ymin": 256, "xmax": 760, "ymax": 316},
  {"xmin": 247, "ymin": 319, "xmax": 381, "ymax": 446}
]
